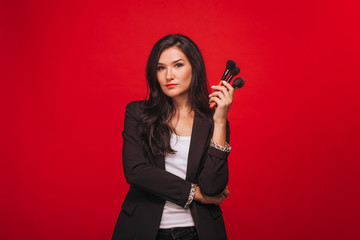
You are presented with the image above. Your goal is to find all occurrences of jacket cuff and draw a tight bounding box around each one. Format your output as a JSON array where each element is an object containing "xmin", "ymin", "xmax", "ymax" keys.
[
  {"xmin": 208, "ymin": 145, "xmax": 230, "ymax": 160},
  {"xmin": 210, "ymin": 139, "xmax": 231, "ymax": 152},
  {"xmin": 178, "ymin": 181, "xmax": 192, "ymax": 207},
  {"xmin": 184, "ymin": 183, "xmax": 197, "ymax": 208}
]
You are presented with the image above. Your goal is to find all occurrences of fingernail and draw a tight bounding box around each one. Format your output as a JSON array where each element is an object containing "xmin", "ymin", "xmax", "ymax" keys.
[
  {"xmin": 208, "ymin": 94, "xmax": 211, "ymax": 97},
  {"xmin": 211, "ymin": 86, "xmax": 215, "ymax": 89},
  {"xmin": 222, "ymin": 81, "xmax": 227, "ymax": 84}
]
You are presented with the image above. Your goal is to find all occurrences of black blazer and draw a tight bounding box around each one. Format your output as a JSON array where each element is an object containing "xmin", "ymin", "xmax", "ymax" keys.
[{"xmin": 112, "ymin": 101, "xmax": 230, "ymax": 240}]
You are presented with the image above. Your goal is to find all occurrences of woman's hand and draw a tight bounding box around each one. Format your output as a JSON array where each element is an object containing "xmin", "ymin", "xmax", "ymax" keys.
[
  {"xmin": 194, "ymin": 186, "xmax": 230, "ymax": 205},
  {"xmin": 209, "ymin": 81, "xmax": 234, "ymax": 124}
]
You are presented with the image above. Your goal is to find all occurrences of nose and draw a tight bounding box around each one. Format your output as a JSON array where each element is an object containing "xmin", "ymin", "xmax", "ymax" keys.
[{"xmin": 166, "ymin": 67, "xmax": 173, "ymax": 80}]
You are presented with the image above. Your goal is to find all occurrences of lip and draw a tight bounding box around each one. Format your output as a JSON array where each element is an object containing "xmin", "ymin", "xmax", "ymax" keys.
[{"xmin": 166, "ymin": 84, "xmax": 177, "ymax": 89}]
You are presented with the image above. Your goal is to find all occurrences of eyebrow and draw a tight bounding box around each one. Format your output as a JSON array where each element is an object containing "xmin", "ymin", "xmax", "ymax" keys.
[{"xmin": 157, "ymin": 59, "xmax": 184, "ymax": 65}]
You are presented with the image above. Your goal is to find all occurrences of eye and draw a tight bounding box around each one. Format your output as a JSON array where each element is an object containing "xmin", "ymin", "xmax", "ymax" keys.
[
  {"xmin": 175, "ymin": 63, "xmax": 183, "ymax": 68},
  {"xmin": 157, "ymin": 66, "xmax": 165, "ymax": 71}
]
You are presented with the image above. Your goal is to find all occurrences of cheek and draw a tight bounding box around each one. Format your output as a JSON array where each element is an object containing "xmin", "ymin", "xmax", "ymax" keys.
[
  {"xmin": 186, "ymin": 69, "xmax": 192, "ymax": 83},
  {"xmin": 157, "ymin": 72, "xmax": 163, "ymax": 83}
]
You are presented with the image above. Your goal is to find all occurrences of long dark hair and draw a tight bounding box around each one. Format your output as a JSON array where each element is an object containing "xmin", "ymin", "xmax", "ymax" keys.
[{"xmin": 139, "ymin": 34, "xmax": 212, "ymax": 157}]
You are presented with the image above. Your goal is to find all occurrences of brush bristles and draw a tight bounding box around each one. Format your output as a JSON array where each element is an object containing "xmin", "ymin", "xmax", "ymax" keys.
[
  {"xmin": 226, "ymin": 60, "xmax": 236, "ymax": 70},
  {"xmin": 231, "ymin": 66, "xmax": 240, "ymax": 76},
  {"xmin": 233, "ymin": 77, "xmax": 245, "ymax": 89}
]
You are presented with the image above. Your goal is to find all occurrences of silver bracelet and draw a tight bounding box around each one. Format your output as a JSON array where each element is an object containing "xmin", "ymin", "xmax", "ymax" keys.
[
  {"xmin": 210, "ymin": 139, "xmax": 231, "ymax": 153},
  {"xmin": 184, "ymin": 183, "xmax": 197, "ymax": 208}
]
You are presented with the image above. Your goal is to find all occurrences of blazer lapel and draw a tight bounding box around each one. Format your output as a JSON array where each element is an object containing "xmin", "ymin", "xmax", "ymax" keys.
[{"xmin": 186, "ymin": 112, "xmax": 212, "ymax": 182}]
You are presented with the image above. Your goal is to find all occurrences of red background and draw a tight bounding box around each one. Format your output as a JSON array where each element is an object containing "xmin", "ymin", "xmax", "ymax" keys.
[{"xmin": 2, "ymin": 0, "xmax": 360, "ymax": 239}]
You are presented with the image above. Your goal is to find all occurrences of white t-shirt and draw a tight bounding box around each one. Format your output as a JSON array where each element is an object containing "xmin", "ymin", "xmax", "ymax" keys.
[{"xmin": 159, "ymin": 134, "xmax": 195, "ymax": 229}]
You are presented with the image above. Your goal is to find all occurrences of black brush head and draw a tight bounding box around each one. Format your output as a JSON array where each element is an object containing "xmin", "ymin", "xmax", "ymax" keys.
[
  {"xmin": 232, "ymin": 77, "xmax": 245, "ymax": 89},
  {"xmin": 230, "ymin": 66, "xmax": 240, "ymax": 76},
  {"xmin": 226, "ymin": 60, "xmax": 236, "ymax": 71}
]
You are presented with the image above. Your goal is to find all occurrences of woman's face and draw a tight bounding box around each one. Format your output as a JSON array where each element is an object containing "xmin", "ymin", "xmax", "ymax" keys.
[{"xmin": 156, "ymin": 47, "xmax": 192, "ymax": 101}]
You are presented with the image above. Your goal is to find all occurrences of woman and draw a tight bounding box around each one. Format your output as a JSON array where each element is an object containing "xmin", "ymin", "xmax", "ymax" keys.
[{"xmin": 112, "ymin": 34, "xmax": 234, "ymax": 240}]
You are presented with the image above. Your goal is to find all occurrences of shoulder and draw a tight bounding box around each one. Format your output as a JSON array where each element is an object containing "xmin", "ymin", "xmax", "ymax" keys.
[
  {"xmin": 126, "ymin": 100, "xmax": 146, "ymax": 109},
  {"xmin": 123, "ymin": 100, "xmax": 146, "ymax": 130},
  {"xmin": 125, "ymin": 100, "xmax": 146, "ymax": 117}
]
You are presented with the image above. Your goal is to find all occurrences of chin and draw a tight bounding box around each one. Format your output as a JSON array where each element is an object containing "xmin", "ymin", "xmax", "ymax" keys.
[
  {"xmin": 161, "ymin": 87, "xmax": 189, "ymax": 100},
  {"xmin": 163, "ymin": 92, "xmax": 178, "ymax": 98},
  {"xmin": 161, "ymin": 89, "xmax": 176, "ymax": 97}
]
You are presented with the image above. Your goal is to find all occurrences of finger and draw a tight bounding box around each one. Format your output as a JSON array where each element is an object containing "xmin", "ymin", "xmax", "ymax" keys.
[
  {"xmin": 222, "ymin": 188, "xmax": 230, "ymax": 195},
  {"xmin": 209, "ymin": 97, "xmax": 224, "ymax": 108},
  {"xmin": 215, "ymin": 195, "xmax": 225, "ymax": 205},
  {"xmin": 211, "ymin": 85, "xmax": 232, "ymax": 103},
  {"xmin": 222, "ymin": 81, "xmax": 234, "ymax": 94},
  {"xmin": 220, "ymin": 82, "xmax": 234, "ymax": 101},
  {"xmin": 223, "ymin": 188, "xmax": 230, "ymax": 194},
  {"xmin": 209, "ymin": 88, "xmax": 231, "ymax": 107},
  {"xmin": 220, "ymin": 194, "xmax": 226, "ymax": 203},
  {"xmin": 223, "ymin": 189, "xmax": 230, "ymax": 198},
  {"xmin": 209, "ymin": 94, "xmax": 230, "ymax": 108},
  {"xmin": 221, "ymin": 82, "xmax": 234, "ymax": 98},
  {"xmin": 211, "ymin": 85, "xmax": 228, "ymax": 93},
  {"xmin": 209, "ymin": 90, "xmax": 226, "ymax": 101}
]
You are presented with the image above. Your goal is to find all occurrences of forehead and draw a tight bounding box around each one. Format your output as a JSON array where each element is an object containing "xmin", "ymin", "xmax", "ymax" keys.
[{"xmin": 158, "ymin": 47, "xmax": 189, "ymax": 63}]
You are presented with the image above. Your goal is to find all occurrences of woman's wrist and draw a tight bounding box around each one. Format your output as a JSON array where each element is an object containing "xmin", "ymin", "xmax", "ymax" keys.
[
  {"xmin": 194, "ymin": 186, "xmax": 204, "ymax": 202},
  {"xmin": 213, "ymin": 118, "xmax": 227, "ymax": 126},
  {"xmin": 212, "ymin": 120, "xmax": 227, "ymax": 147}
]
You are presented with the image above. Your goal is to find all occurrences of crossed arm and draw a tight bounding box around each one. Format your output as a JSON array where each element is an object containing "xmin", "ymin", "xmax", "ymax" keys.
[{"xmin": 122, "ymin": 101, "xmax": 231, "ymax": 208}]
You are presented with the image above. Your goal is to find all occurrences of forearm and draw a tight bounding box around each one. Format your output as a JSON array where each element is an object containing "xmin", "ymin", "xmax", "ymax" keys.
[
  {"xmin": 211, "ymin": 120, "xmax": 227, "ymax": 147},
  {"xmin": 197, "ymin": 151, "xmax": 229, "ymax": 196},
  {"xmin": 194, "ymin": 185, "xmax": 229, "ymax": 205},
  {"xmin": 123, "ymin": 132, "xmax": 192, "ymax": 207},
  {"xmin": 197, "ymin": 120, "xmax": 230, "ymax": 196},
  {"xmin": 122, "ymin": 103, "xmax": 193, "ymax": 207}
]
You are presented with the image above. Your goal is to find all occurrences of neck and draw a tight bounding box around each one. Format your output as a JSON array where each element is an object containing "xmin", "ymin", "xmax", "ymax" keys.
[{"xmin": 172, "ymin": 94, "xmax": 192, "ymax": 113}]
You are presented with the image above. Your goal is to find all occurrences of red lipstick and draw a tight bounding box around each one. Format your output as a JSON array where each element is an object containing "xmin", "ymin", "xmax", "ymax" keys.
[{"xmin": 166, "ymin": 84, "xmax": 176, "ymax": 88}]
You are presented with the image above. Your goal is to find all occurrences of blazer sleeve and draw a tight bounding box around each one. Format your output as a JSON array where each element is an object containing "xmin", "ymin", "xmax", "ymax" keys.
[
  {"xmin": 122, "ymin": 101, "xmax": 192, "ymax": 207},
  {"xmin": 197, "ymin": 121, "xmax": 230, "ymax": 196}
]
